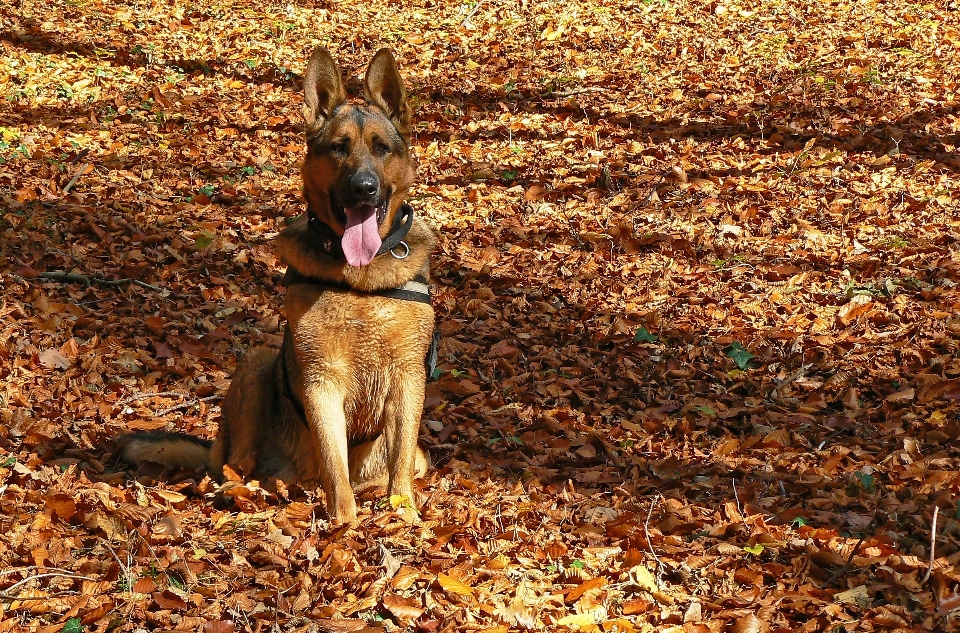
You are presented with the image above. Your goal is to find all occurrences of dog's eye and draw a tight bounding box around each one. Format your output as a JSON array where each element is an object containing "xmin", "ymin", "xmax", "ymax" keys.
[
  {"xmin": 330, "ymin": 140, "xmax": 349, "ymax": 155},
  {"xmin": 373, "ymin": 140, "xmax": 391, "ymax": 157}
]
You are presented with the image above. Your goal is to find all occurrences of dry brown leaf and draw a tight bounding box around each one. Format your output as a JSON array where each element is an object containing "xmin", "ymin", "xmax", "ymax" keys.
[
  {"xmin": 38, "ymin": 348, "xmax": 71, "ymax": 369},
  {"xmin": 730, "ymin": 613, "xmax": 768, "ymax": 633},
  {"xmin": 382, "ymin": 593, "xmax": 424, "ymax": 624}
]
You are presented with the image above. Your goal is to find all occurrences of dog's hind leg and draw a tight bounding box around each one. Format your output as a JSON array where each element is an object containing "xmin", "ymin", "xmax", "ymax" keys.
[{"xmin": 210, "ymin": 347, "xmax": 278, "ymax": 479}]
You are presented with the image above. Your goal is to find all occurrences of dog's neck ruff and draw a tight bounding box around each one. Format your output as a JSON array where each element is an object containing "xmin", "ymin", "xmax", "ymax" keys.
[{"xmin": 307, "ymin": 202, "xmax": 415, "ymax": 262}]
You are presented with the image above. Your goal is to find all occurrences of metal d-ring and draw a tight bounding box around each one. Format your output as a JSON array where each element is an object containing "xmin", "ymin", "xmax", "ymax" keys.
[{"xmin": 391, "ymin": 241, "xmax": 410, "ymax": 259}]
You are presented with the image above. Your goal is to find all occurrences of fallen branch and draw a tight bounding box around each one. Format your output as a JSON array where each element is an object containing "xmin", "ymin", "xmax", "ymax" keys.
[
  {"xmin": 923, "ymin": 505, "xmax": 940, "ymax": 584},
  {"xmin": 62, "ymin": 162, "xmax": 90, "ymax": 194},
  {"xmin": 156, "ymin": 394, "xmax": 222, "ymax": 416},
  {"xmin": 36, "ymin": 271, "xmax": 163, "ymax": 292}
]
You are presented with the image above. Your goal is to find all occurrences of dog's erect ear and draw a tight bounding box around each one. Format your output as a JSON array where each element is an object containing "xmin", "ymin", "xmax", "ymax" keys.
[
  {"xmin": 363, "ymin": 49, "xmax": 411, "ymax": 137},
  {"xmin": 303, "ymin": 47, "xmax": 347, "ymax": 136}
]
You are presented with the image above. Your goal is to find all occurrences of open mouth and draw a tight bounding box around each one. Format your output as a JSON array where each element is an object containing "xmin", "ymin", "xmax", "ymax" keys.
[{"xmin": 332, "ymin": 195, "xmax": 389, "ymax": 267}]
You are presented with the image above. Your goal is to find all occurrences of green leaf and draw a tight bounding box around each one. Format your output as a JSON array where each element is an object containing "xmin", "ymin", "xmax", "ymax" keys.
[
  {"xmin": 791, "ymin": 516, "xmax": 808, "ymax": 527},
  {"xmin": 1, "ymin": 456, "xmax": 15, "ymax": 468},
  {"xmin": 744, "ymin": 544, "xmax": 764, "ymax": 555},
  {"xmin": 693, "ymin": 405, "xmax": 716, "ymax": 416},
  {"xmin": 195, "ymin": 231, "xmax": 215, "ymax": 250},
  {"xmin": 855, "ymin": 471, "xmax": 876, "ymax": 493},
  {"xmin": 633, "ymin": 327, "xmax": 658, "ymax": 343},
  {"xmin": 726, "ymin": 342, "xmax": 754, "ymax": 370},
  {"xmin": 61, "ymin": 618, "xmax": 84, "ymax": 633},
  {"xmin": 430, "ymin": 367, "xmax": 444, "ymax": 380}
]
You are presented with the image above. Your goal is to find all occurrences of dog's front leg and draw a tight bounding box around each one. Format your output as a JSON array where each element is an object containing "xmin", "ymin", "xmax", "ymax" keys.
[
  {"xmin": 386, "ymin": 379, "xmax": 426, "ymax": 512},
  {"xmin": 304, "ymin": 383, "xmax": 357, "ymax": 525}
]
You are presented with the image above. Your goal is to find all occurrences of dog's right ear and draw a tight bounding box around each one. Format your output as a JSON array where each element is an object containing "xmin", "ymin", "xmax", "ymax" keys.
[{"xmin": 303, "ymin": 47, "xmax": 346, "ymax": 136}]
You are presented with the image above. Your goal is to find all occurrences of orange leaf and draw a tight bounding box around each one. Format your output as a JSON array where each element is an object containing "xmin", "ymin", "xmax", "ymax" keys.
[
  {"xmin": 46, "ymin": 493, "xmax": 77, "ymax": 521},
  {"xmin": 438, "ymin": 573, "xmax": 475, "ymax": 597},
  {"xmin": 566, "ymin": 577, "xmax": 606, "ymax": 604}
]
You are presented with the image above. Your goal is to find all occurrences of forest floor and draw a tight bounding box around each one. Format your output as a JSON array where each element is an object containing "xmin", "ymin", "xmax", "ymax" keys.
[{"xmin": 1, "ymin": 0, "xmax": 960, "ymax": 631}]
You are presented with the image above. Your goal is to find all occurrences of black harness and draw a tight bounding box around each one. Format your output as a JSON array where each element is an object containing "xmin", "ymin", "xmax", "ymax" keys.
[{"xmin": 278, "ymin": 205, "xmax": 438, "ymax": 429}]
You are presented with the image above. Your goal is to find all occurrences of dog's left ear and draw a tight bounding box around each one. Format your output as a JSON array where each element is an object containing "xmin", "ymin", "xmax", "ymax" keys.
[{"xmin": 364, "ymin": 49, "xmax": 411, "ymax": 137}]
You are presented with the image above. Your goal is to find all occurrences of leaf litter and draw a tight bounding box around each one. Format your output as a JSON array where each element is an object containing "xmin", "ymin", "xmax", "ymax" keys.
[{"xmin": 1, "ymin": 0, "xmax": 960, "ymax": 631}]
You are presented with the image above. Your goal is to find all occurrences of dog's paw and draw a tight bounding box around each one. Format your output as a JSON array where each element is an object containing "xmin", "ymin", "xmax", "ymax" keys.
[{"xmin": 329, "ymin": 512, "xmax": 361, "ymax": 529}]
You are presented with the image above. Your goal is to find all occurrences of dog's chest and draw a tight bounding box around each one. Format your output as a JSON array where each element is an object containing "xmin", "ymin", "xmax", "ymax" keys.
[{"xmin": 289, "ymin": 288, "xmax": 433, "ymax": 417}]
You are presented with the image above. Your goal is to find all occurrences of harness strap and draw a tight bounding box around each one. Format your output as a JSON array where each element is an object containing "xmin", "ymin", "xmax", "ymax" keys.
[
  {"xmin": 282, "ymin": 268, "xmax": 432, "ymax": 305},
  {"xmin": 277, "ymin": 268, "xmax": 436, "ymax": 430},
  {"xmin": 278, "ymin": 329, "xmax": 308, "ymax": 424}
]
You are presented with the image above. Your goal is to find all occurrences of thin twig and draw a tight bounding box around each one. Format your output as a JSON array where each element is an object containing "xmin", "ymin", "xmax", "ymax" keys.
[
  {"xmin": 825, "ymin": 536, "xmax": 865, "ymax": 586},
  {"xmin": 732, "ymin": 478, "xmax": 743, "ymax": 517},
  {"xmin": 103, "ymin": 541, "xmax": 134, "ymax": 596},
  {"xmin": 542, "ymin": 86, "xmax": 609, "ymax": 99},
  {"xmin": 638, "ymin": 174, "xmax": 666, "ymax": 208},
  {"xmin": 62, "ymin": 163, "xmax": 90, "ymax": 194},
  {"xmin": 35, "ymin": 271, "xmax": 163, "ymax": 292},
  {"xmin": 560, "ymin": 207, "xmax": 585, "ymax": 248},
  {"xmin": 155, "ymin": 394, "xmax": 222, "ymax": 416},
  {"xmin": 459, "ymin": 0, "xmax": 485, "ymax": 28},
  {"xmin": 0, "ymin": 566, "xmax": 80, "ymax": 578},
  {"xmin": 0, "ymin": 571, "xmax": 97, "ymax": 601},
  {"xmin": 116, "ymin": 391, "xmax": 191, "ymax": 409},
  {"xmin": 644, "ymin": 493, "xmax": 665, "ymax": 581},
  {"xmin": 923, "ymin": 505, "xmax": 940, "ymax": 584}
]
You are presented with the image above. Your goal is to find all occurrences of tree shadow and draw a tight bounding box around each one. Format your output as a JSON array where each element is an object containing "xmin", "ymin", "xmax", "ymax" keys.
[{"xmin": 423, "ymin": 230, "xmax": 957, "ymax": 559}]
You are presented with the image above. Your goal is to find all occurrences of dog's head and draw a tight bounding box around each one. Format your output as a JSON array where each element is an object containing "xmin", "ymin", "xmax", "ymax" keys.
[{"xmin": 301, "ymin": 47, "xmax": 415, "ymax": 267}]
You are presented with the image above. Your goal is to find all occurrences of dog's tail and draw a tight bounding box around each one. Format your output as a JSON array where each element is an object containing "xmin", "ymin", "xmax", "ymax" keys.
[{"xmin": 118, "ymin": 431, "xmax": 212, "ymax": 471}]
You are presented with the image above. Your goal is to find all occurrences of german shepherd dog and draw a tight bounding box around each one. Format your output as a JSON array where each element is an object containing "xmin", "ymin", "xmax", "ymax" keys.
[{"xmin": 121, "ymin": 48, "xmax": 434, "ymax": 526}]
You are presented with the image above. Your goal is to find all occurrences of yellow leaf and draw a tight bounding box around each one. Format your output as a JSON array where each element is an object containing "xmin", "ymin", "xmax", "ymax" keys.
[
  {"xmin": 556, "ymin": 612, "xmax": 597, "ymax": 628},
  {"xmin": 465, "ymin": 59, "xmax": 480, "ymax": 70},
  {"xmin": 629, "ymin": 565, "xmax": 658, "ymax": 593},
  {"xmin": 389, "ymin": 494, "xmax": 413, "ymax": 509},
  {"xmin": 438, "ymin": 573, "xmax": 474, "ymax": 596}
]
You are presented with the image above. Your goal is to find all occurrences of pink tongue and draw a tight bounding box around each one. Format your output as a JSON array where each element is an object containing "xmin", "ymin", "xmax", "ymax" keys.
[{"xmin": 341, "ymin": 205, "xmax": 382, "ymax": 267}]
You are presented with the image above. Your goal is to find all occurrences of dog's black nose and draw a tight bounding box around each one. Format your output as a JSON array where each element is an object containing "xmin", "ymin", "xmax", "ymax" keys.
[{"xmin": 350, "ymin": 171, "xmax": 380, "ymax": 199}]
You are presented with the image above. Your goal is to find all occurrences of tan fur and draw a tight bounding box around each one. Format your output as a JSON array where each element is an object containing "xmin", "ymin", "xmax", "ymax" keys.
[{"xmin": 121, "ymin": 48, "xmax": 434, "ymax": 526}]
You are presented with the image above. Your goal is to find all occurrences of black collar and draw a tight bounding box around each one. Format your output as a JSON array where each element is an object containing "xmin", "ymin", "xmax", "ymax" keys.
[
  {"xmin": 282, "ymin": 267, "xmax": 432, "ymax": 304},
  {"xmin": 307, "ymin": 202, "xmax": 415, "ymax": 261}
]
